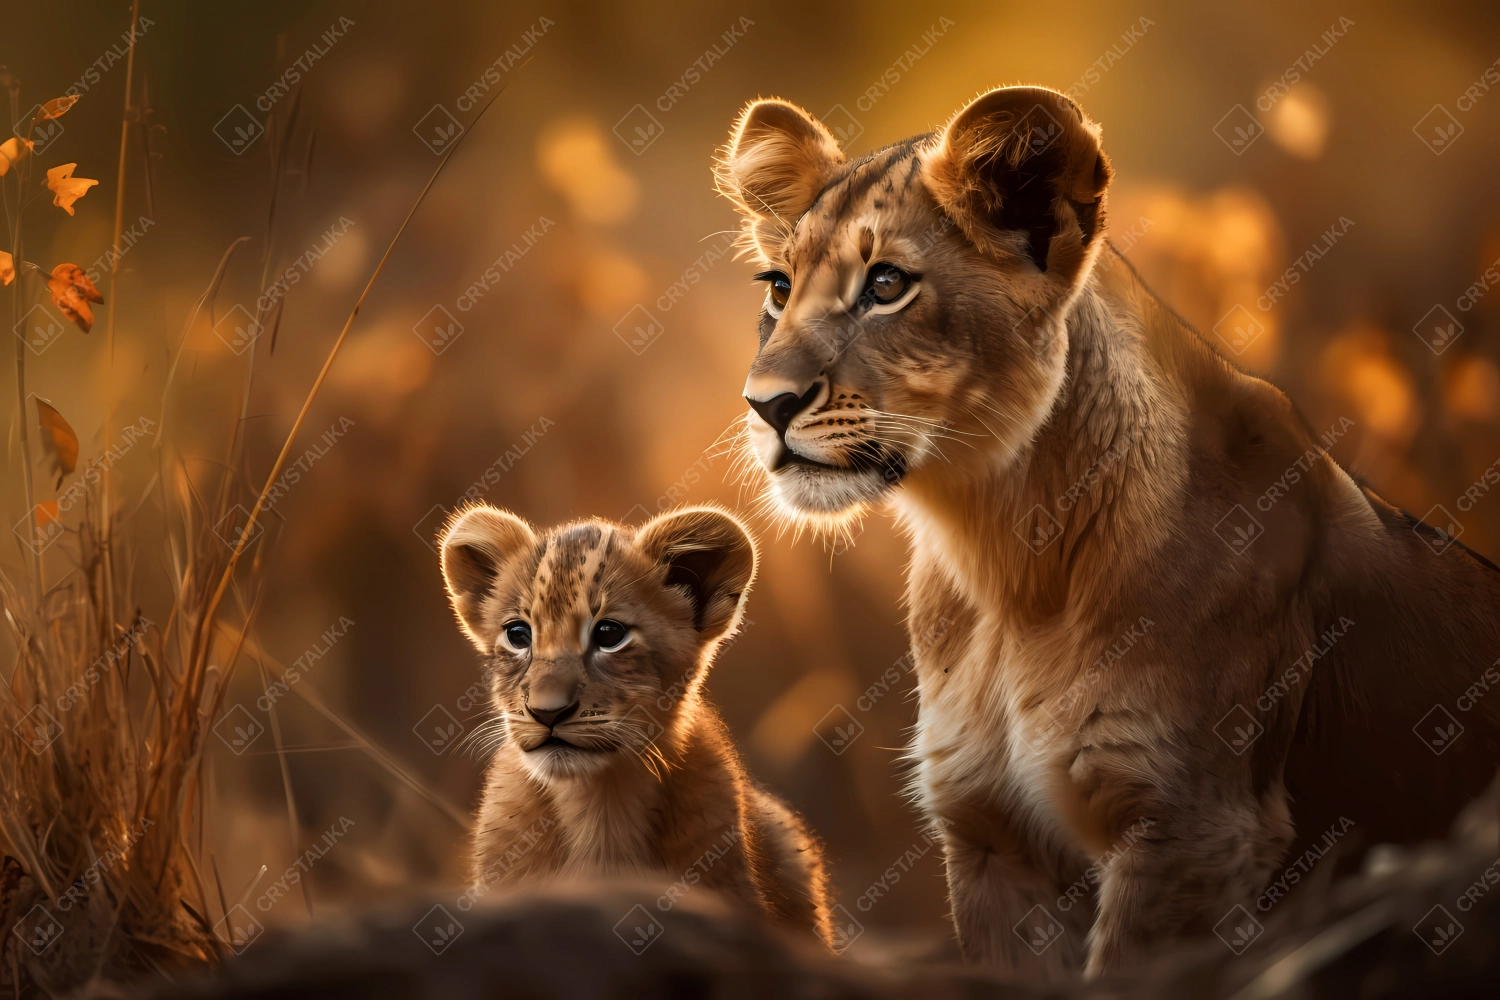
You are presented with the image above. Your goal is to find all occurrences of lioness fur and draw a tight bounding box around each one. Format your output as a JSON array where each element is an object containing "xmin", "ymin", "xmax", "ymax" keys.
[{"xmin": 715, "ymin": 85, "xmax": 1500, "ymax": 978}]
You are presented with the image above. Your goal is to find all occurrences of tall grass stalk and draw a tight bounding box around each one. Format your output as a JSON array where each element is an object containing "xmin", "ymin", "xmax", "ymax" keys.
[{"xmin": 0, "ymin": 31, "xmax": 522, "ymax": 996}]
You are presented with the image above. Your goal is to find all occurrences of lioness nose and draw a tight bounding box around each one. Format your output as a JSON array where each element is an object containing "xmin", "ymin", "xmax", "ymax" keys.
[
  {"xmin": 746, "ymin": 383, "xmax": 822, "ymax": 435},
  {"xmin": 527, "ymin": 701, "xmax": 579, "ymax": 729}
]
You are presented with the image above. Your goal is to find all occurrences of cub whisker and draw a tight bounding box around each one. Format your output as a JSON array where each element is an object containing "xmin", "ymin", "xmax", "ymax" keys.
[{"xmin": 456, "ymin": 715, "xmax": 508, "ymax": 759}]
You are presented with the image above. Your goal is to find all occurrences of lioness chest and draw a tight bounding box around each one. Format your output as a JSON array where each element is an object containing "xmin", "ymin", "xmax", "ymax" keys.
[{"xmin": 911, "ymin": 612, "xmax": 1125, "ymax": 878}]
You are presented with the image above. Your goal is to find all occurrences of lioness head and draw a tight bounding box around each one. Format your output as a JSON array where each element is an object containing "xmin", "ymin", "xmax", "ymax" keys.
[
  {"xmin": 438, "ymin": 505, "xmax": 755, "ymax": 782},
  {"xmin": 716, "ymin": 86, "xmax": 1113, "ymax": 525}
]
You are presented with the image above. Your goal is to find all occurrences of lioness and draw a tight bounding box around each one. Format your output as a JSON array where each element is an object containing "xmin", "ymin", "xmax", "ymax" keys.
[
  {"xmin": 438, "ymin": 504, "xmax": 831, "ymax": 944},
  {"xmin": 715, "ymin": 86, "xmax": 1500, "ymax": 977}
]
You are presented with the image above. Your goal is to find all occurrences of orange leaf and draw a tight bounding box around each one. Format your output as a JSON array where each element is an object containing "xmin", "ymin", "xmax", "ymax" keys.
[
  {"xmin": 34, "ymin": 501, "xmax": 60, "ymax": 528},
  {"xmin": 51, "ymin": 263, "xmax": 103, "ymax": 303},
  {"xmin": 47, "ymin": 263, "xmax": 103, "ymax": 332},
  {"xmin": 36, "ymin": 96, "xmax": 81, "ymax": 121},
  {"xmin": 0, "ymin": 137, "xmax": 32, "ymax": 177},
  {"xmin": 0, "ymin": 251, "xmax": 12, "ymax": 287},
  {"xmin": 35, "ymin": 398, "xmax": 79, "ymax": 490},
  {"xmin": 45, "ymin": 163, "xmax": 98, "ymax": 216}
]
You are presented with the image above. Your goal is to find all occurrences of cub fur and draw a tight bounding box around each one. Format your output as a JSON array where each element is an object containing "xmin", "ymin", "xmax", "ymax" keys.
[
  {"xmin": 716, "ymin": 86, "xmax": 1500, "ymax": 978},
  {"xmin": 438, "ymin": 503, "xmax": 831, "ymax": 945}
]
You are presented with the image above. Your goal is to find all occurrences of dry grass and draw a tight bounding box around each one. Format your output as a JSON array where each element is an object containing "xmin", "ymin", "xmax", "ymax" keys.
[
  {"xmin": 0, "ymin": 16, "xmax": 523, "ymax": 995},
  {"xmin": 0, "ymin": 465, "xmax": 252, "ymax": 991}
]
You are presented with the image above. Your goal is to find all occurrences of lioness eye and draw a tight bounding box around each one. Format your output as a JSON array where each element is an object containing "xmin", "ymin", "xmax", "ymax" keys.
[
  {"xmin": 754, "ymin": 270, "xmax": 792, "ymax": 309},
  {"xmin": 592, "ymin": 619, "xmax": 628, "ymax": 651},
  {"xmin": 503, "ymin": 621, "xmax": 532, "ymax": 650},
  {"xmin": 864, "ymin": 263, "xmax": 912, "ymax": 305}
]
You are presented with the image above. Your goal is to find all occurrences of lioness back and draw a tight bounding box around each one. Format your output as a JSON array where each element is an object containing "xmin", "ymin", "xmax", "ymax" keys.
[{"xmin": 437, "ymin": 503, "xmax": 832, "ymax": 945}]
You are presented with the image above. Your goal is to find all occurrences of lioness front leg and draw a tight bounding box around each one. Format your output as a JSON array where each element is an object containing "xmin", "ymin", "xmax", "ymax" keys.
[
  {"xmin": 944, "ymin": 820, "xmax": 1091, "ymax": 979},
  {"xmin": 1080, "ymin": 773, "xmax": 1293, "ymax": 977}
]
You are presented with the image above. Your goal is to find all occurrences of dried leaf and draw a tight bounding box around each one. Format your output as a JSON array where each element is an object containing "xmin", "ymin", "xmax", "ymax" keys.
[
  {"xmin": 51, "ymin": 263, "xmax": 103, "ymax": 302},
  {"xmin": 0, "ymin": 251, "xmax": 12, "ymax": 287},
  {"xmin": 35, "ymin": 398, "xmax": 79, "ymax": 489},
  {"xmin": 47, "ymin": 263, "xmax": 103, "ymax": 333},
  {"xmin": 34, "ymin": 96, "xmax": 81, "ymax": 122},
  {"xmin": 0, "ymin": 137, "xmax": 32, "ymax": 176},
  {"xmin": 34, "ymin": 501, "xmax": 60, "ymax": 527},
  {"xmin": 45, "ymin": 163, "xmax": 99, "ymax": 216}
]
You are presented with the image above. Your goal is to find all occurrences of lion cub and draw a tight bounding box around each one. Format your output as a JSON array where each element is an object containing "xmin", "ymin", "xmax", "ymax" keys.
[{"xmin": 438, "ymin": 503, "xmax": 831, "ymax": 944}]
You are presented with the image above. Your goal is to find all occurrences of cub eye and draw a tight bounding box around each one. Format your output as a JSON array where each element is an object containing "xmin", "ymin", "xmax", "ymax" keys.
[
  {"xmin": 753, "ymin": 270, "xmax": 792, "ymax": 312},
  {"xmin": 502, "ymin": 621, "xmax": 532, "ymax": 650},
  {"xmin": 863, "ymin": 263, "xmax": 913, "ymax": 306},
  {"xmin": 592, "ymin": 619, "xmax": 629, "ymax": 651}
]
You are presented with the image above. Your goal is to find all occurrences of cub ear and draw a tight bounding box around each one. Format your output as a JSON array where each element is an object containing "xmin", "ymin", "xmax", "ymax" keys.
[
  {"xmin": 635, "ymin": 506, "xmax": 757, "ymax": 641},
  {"xmin": 923, "ymin": 86, "xmax": 1112, "ymax": 280},
  {"xmin": 715, "ymin": 99, "xmax": 846, "ymax": 254},
  {"xmin": 438, "ymin": 505, "xmax": 537, "ymax": 651}
]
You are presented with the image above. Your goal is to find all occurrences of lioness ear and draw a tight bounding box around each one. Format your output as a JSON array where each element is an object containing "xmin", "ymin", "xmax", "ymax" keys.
[
  {"xmin": 924, "ymin": 86, "xmax": 1112, "ymax": 279},
  {"xmin": 716, "ymin": 99, "xmax": 846, "ymax": 253},
  {"xmin": 636, "ymin": 506, "xmax": 756, "ymax": 641},
  {"xmin": 438, "ymin": 505, "xmax": 537, "ymax": 651}
]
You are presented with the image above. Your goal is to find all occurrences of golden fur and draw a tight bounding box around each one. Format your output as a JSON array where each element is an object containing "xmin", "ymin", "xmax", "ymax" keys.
[
  {"xmin": 438, "ymin": 504, "xmax": 831, "ymax": 945},
  {"xmin": 717, "ymin": 86, "xmax": 1500, "ymax": 979}
]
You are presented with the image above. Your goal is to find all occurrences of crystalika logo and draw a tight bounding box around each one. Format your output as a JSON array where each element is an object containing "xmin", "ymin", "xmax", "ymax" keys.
[{"xmin": 213, "ymin": 105, "xmax": 263, "ymax": 155}]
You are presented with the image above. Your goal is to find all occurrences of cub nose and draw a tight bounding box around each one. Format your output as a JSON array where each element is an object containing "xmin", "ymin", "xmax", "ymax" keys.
[
  {"xmin": 746, "ymin": 383, "xmax": 822, "ymax": 436},
  {"xmin": 527, "ymin": 701, "xmax": 580, "ymax": 729}
]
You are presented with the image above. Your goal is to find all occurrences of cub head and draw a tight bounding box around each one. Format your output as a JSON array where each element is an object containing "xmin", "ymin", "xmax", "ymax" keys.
[
  {"xmin": 716, "ymin": 86, "xmax": 1113, "ymax": 526},
  {"xmin": 438, "ymin": 504, "xmax": 755, "ymax": 782}
]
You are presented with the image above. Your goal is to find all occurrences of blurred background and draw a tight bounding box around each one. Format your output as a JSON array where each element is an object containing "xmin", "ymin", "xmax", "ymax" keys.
[{"xmin": 4, "ymin": 0, "xmax": 1500, "ymax": 956}]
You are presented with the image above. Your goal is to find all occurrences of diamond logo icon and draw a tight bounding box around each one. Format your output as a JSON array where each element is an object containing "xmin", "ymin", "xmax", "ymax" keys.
[
  {"xmin": 614, "ymin": 304, "xmax": 664, "ymax": 355},
  {"xmin": 414, "ymin": 704, "xmax": 465, "ymax": 755},
  {"xmin": 1012, "ymin": 903, "xmax": 1064, "ymax": 955},
  {"xmin": 613, "ymin": 104, "xmax": 665, "ymax": 155},
  {"xmin": 11, "ymin": 904, "xmax": 63, "ymax": 956},
  {"xmin": 810, "ymin": 318, "xmax": 866, "ymax": 362},
  {"xmin": 1413, "ymin": 105, "xmax": 1464, "ymax": 155},
  {"xmin": 13, "ymin": 504, "xmax": 65, "ymax": 556},
  {"xmin": 413, "ymin": 904, "xmax": 465, "ymax": 955},
  {"xmin": 211, "ymin": 503, "xmax": 264, "ymax": 549},
  {"xmin": 13, "ymin": 303, "xmax": 67, "ymax": 356},
  {"xmin": 1213, "ymin": 904, "xmax": 1264, "ymax": 954},
  {"xmin": 1213, "ymin": 104, "xmax": 1264, "ymax": 155},
  {"xmin": 618, "ymin": 704, "xmax": 664, "ymax": 758},
  {"xmin": 813, "ymin": 705, "xmax": 865, "ymax": 755},
  {"xmin": 1213, "ymin": 304, "xmax": 1264, "ymax": 356},
  {"xmin": 822, "ymin": 104, "xmax": 864, "ymax": 147},
  {"xmin": 614, "ymin": 903, "xmax": 664, "ymax": 954},
  {"xmin": 212, "ymin": 105, "xmax": 263, "ymax": 156},
  {"xmin": 414, "ymin": 304, "xmax": 464, "ymax": 355},
  {"xmin": 1413, "ymin": 304, "xmax": 1463, "ymax": 355},
  {"xmin": 1415, "ymin": 504, "xmax": 1463, "ymax": 555},
  {"xmin": 212, "ymin": 904, "xmax": 264, "ymax": 955},
  {"xmin": 411, "ymin": 503, "xmax": 449, "ymax": 554},
  {"xmin": 212, "ymin": 703, "xmax": 265, "ymax": 756},
  {"xmin": 1213, "ymin": 704, "xmax": 1265, "ymax": 756},
  {"xmin": 1413, "ymin": 703, "xmax": 1464, "ymax": 755},
  {"xmin": 1413, "ymin": 904, "xmax": 1463, "ymax": 954},
  {"xmin": 1016, "ymin": 102, "xmax": 1066, "ymax": 160},
  {"xmin": 1016, "ymin": 302, "xmax": 1058, "ymax": 354},
  {"xmin": 15, "ymin": 103, "xmax": 65, "ymax": 153},
  {"xmin": 212, "ymin": 304, "xmax": 263, "ymax": 356},
  {"xmin": 1213, "ymin": 504, "xmax": 1264, "ymax": 556},
  {"xmin": 827, "ymin": 903, "xmax": 865, "ymax": 954},
  {"xmin": 1013, "ymin": 504, "xmax": 1063, "ymax": 554},
  {"xmin": 12, "ymin": 704, "xmax": 64, "ymax": 756},
  {"xmin": 414, "ymin": 105, "xmax": 464, "ymax": 154}
]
